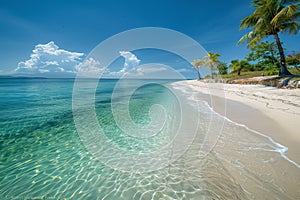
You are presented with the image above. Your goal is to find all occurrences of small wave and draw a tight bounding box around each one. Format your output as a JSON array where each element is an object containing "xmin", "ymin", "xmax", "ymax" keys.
[{"xmin": 172, "ymin": 83, "xmax": 300, "ymax": 169}]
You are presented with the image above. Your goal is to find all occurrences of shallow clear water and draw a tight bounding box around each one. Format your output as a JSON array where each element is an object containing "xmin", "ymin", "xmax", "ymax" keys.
[{"xmin": 0, "ymin": 78, "xmax": 299, "ymax": 199}]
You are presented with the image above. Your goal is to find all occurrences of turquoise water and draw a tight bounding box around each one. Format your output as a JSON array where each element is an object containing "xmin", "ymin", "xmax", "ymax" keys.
[{"xmin": 0, "ymin": 78, "xmax": 299, "ymax": 199}]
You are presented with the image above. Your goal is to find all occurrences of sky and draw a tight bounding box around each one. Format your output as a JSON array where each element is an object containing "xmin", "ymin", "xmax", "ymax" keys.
[{"xmin": 0, "ymin": 0, "xmax": 299, "ymax": 78}]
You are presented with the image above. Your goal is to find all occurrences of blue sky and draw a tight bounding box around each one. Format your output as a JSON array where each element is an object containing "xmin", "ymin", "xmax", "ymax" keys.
[{"xmin": 0, "ymin": 0, "xmax": 299, "ymax": 78}]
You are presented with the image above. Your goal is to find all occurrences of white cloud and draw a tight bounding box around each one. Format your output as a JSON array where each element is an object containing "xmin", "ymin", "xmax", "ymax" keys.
[
  {"xmin": 57, "ymin": 67, "xmax": 65, "ymax": 72},
  {"xmin": 15, "ymin": 41, "xmax": 84, "ymax": 75},
  {"xmin": 75, "ymin": 57, "xmax": 104, "ymax": 74},
  {"xmin": 108, "ymin": 69, "xmax": 126, "ymax": 77},
  {"xmin": 176, "ymin": 68, "xmax": 190, "ymax": 73},
  {"xmin": 38, "ymin": 69, "xmax": 50, "ymax": 73},
  {"xmin": 107, "ymin": 51, "xmax": 141, "ymax": 77},
  {"xmin": 134, "ymin": 66, "xmax": 166, "ymax": 76},
  {"xmin": 118, "ymin": 64, "xmax": 171, "ymax": 79},
  {"xmin": 119, "ymin": 51, "xmax": 140, "ymax": 68},
  {"xmin": 44, "ymin": 61, "xmax": 59, "ymax": 66}
]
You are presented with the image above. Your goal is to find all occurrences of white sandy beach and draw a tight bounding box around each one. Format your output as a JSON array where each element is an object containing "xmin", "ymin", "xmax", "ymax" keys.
[{"xmin": 173, "ymin": 80, "xmax": 300, "ymax": 164}]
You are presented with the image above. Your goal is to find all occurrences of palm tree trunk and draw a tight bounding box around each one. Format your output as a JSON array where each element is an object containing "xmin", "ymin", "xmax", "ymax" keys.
[
  {"xmin": 274, "ymin": 33, "xmax": 292, "ymax": 76},
  {"xmin": 197, "ymin": 70, "xmax": 201, "ymax": 80},
  {"xmin": 210, "ymin": 64, "xmax": 214, "ymax": 79}
]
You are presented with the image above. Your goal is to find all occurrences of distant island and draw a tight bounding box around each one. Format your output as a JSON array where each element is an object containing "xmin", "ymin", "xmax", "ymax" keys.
[{"xmin": 0, "ymin": 75, "xmax": 48, "ymax": 79}]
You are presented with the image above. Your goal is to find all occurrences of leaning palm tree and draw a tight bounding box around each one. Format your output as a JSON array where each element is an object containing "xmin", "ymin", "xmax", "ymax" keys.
[
  {"xmin": 191, "ymin": 59, "xmax": 203, "ymax": 80},
  {"xmin": 238, "ymin": 0, "xmax": 300, "ymax": 76},
  {"xmin": 202, "ymin": 52, "xmax": 221, "ymax": 79}
]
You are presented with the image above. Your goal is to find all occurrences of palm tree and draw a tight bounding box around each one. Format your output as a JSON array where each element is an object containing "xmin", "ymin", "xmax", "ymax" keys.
[
  {"xmin": 229, "ymin": 60, "xmax": 251, "ymax": 76},
  {"xmin": 191, "ymin": 59, "xmax": 203, "ymax": 80},
  {"xmin": 202, "ymin": 52, "xmax": 221, "ymax": 79},
  {"xmin": 238, "ymin": 0, "xmax": 300, "ymax": 76},
  {"xmin": 229, "ymin": 60, "xmax": 241, "ymax": 76}
]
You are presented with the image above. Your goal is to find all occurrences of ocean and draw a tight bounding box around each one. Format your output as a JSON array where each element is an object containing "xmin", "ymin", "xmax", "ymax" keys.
[{"xmin": 0, "ymin": 78, "xmax": 299, "ymax": 199}]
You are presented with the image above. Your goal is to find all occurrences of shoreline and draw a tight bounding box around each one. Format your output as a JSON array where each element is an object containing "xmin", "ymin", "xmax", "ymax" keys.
[{"xmin": 172, "ymin": 80, "xmax": 300, "ymax": 165}]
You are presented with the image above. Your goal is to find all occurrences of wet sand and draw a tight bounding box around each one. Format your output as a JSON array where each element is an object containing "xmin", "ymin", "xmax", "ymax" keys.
[
  {"xmin": 173, "ymin": 80, "xmax": 300, "ymax": 165},
  {"xmin": 172, "ymin": 80, "xmax": 300, "ymax": 198}
]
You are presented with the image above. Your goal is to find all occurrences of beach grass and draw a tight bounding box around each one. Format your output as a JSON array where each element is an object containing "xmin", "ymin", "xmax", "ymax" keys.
[{"xmin": 221, "ymin": 68, "xmax": 300, "ymax": 80}]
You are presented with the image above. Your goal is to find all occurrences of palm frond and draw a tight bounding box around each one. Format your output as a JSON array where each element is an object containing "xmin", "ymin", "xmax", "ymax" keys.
[
  {"xmin": 281, "ymin": 0, "xmax": 300, "ymax": 5},
  {"xmin": 251, "ymin": 0, "xmax": 266, "ymax": 7},
  {"xmin": 201, "ymin": 52, "xmax": 221, "ymax": 69},
  {"xmin": 238, "ymin": 32, "xmax": 255, "ymax": 45},
  {"xmin": 289, "ymin": 11, "xmax": 300, "ymax": 21},
  {"xmin": 240, "ymin": 15, "xmax": 259, "ymax": 30},
  {"xmin": 271, "ymin": 4, "xmax": 299, "ymax": 24},
  {"xmin": 191, "ymin": 59, "xmax": 203, "ymax": 68},
  {"xmin": 280, "ymin": 21, "xmax": 300, "ymax": 34},
  {"xmin": 248, "ymin": 34, "xmax": 263, "ymax": 47}
]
